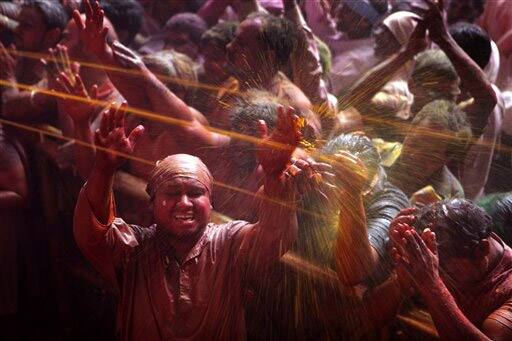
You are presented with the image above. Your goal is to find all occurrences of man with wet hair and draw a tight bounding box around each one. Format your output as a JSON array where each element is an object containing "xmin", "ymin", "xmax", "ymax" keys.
[{"xmin": 390, "ymin": 199, "xmax": 512, "ymax": 340}]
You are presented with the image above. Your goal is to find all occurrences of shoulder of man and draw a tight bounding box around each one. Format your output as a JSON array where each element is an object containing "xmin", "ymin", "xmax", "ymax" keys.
[{"xmin": 204, "ymin": 220, "xmax": 253, "ymax": 242}]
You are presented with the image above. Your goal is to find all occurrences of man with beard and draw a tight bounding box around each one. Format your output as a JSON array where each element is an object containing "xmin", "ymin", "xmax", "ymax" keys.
[{"xmin": 73, "ymin": 100, "xmax": 319, "ymax": 340}]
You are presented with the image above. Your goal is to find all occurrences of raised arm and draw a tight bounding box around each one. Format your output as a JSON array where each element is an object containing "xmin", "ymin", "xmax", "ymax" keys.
[
  {"xmin": 109, "ymin": 41, "xmax": 228, "ymax": 149},
  {"xmin": 82, "ymin": 103, "xmax": 144, "ymax": 223},
  {"xmin": 237, "ymin": 107, "xmax": 321, "ymax": 274},
  {"xmin": 284, "ymin": 0, "xmax": 334, "ymax": 115},
  {"xmin": 71, "ymin": 0, "xmax": 150, "ymax": 111},
  {"xmin": 49, "ymin": 59, "xmax": 99, "ymax": 179},
  {"xmin": 331, "ymin": 152, "xmax": 379, "ymax": 285},
  {"xmin": 421, "ymin": 0, "xmax": 496, "ymax": 137},
  {"xmin": 74, "ymin": 104, "xmax": 144, "ymax": 289},
  {"xmin": 340, "ymin": 22, "xmax": 427, "ymax": 111}
]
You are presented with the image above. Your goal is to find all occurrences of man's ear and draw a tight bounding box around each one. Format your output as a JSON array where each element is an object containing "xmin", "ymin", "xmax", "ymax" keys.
[{"xmin": 43, "ymin": 28, "xmax": 62, "ymax": 49}]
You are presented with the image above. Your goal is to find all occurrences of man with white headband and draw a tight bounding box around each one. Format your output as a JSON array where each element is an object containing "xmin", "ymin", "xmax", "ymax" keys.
[{"xmin": 73, "ymin": 103, "xmax": 322, "ymax": 340}]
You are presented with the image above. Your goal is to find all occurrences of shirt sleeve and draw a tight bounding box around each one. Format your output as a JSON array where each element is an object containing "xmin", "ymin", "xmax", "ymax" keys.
[
  {"xmin": 486, "ymin": 299, "xmax": 512, "ymax": 335},
  {"xmin": 73, "ymin": 187, "xmax": 141, "ymax": 292},
  {"xmin": 364, "ymin": 179, "xmax": 410, "ymax": 285},
  {"xmin": 365, "ymin": 181, "xmax": 410, "ymax": 259}
]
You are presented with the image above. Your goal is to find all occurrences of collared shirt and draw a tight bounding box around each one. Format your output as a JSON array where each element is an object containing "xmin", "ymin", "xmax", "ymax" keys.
[{"xmin": 74, "ymin": 188, "xmax": 267, "ymax": 340}]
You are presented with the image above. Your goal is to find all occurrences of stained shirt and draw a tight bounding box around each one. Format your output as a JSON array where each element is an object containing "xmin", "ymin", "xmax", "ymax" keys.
[
  {"xmin": 73, "ymin": 188, "xmax": 286, "ymax": 340},
  {"xmin": 451, "ymin": 235, "xmax": 512, "ymax": 331}
]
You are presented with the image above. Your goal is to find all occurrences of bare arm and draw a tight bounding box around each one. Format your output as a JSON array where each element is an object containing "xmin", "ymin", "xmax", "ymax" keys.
[
  {"xmin": 423, "ymin": 0, "xmax": 497, "ymax": 137},
  {"xmin": 284, "ymin": 0, "xmax": 333, "ymax": 113},
  {"xmin": 238, "ymin": 107, "xmax": 305, "ymax": 273},
  {"xmin": 340, "ymin": 23, "xmax": 427, "ymax": 111},
  {"xmin": 333, "ymin": 152, "xmax": 379, "ymax": 285},
  {"xmin": 73, "ymin": 1, "xmax": 228, "ymax": 151},
  {"xmin": 109, "ymin": 41, "xmax": 228, "ymax": 149}
]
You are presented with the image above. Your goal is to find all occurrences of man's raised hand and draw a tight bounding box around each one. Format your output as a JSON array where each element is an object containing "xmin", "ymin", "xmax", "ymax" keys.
[
  {"xmin": 412, "ymin": 0, "xmax": 448, "ymax": 45},
  {"xmin": 72, "ymin": 0, "xmax": 110, "ymax": 59},
  {"xmin": 94, "ymin": 102, "xmax": 144, "ymax": 172},
  {"xmin": 257, "ymin": 106, "xmax": 302, "ymax": 177}
]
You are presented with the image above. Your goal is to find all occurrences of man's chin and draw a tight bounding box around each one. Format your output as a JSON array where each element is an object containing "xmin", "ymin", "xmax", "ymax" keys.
[{"xmin": 164, "ymin": 222, "xmax": 206, "ymax": 239}]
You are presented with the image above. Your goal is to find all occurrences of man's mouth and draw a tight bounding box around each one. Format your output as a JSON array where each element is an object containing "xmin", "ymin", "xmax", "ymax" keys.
[{"xmin": 173, "ymin": 212, "xmax": 195, "ymax": 222}]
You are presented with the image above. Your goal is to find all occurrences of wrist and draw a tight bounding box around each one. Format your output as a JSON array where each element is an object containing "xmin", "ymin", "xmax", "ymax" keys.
[{"xmin": 418, "ymin": 275, "xmax": 446, "ymax": 298}]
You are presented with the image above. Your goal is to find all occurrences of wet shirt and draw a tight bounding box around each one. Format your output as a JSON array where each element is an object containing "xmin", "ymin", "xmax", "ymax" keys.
[
  {"xmin": 74, "ymin": 188, "xmax": 270, "ymax": 340},
  {"xmin": 451, "ymin": 235, "xmax": 512, "ymax": 332}
]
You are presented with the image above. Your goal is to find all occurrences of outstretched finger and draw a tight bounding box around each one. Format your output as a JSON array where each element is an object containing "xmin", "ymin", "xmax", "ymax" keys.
[
  {"xmin": 74, "ymin": 74, "xmax": 86, "ymax": 96},
  {"xmin": 59, "ymin": 72, "xmax": 74, "ymax": 93},
  {"xmin": 99, "ymin": 109, "xmax": 110, "ymax": 137},
  {"xmin": 92, "ymin": 2, "xmax": 104, "ymax": 31},
  {"xmin": 55, "ymin": 76, "xmax": 72, "ymax": 95},
  {"xmin": 128, "ymin": 125, "xmax": 145, "ymax": 148},
  {"xmin": 49, "ymin": 48, "xmax": 64, "ymax": 75},
  {"xmin": 83, "ymin": 0, "xmax": 93, "ymax": 21},
  {"xmin": 72, "ymin": 10, "xmax": 85, "ymax": 31},
  {"xmin": 106, "ymin": 105, "xmax": 117, "ymax": 133},
  {"xmin": 71, "ymin": 61, "xmax": 81, "ymax": 75}
]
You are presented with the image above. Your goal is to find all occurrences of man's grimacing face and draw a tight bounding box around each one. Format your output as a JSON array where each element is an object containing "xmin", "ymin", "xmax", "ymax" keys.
[{"xmin": 152, "ymin": 177, "xmax": 211, "ymax": 238}]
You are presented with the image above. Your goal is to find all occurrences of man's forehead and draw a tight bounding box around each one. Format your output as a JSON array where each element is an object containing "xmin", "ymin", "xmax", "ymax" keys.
[{"xmin": 161, "ymin": 177, "xmax": 208, "ymax": 190}]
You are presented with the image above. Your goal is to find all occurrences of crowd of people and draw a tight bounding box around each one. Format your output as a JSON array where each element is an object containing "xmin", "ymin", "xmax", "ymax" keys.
[{"xmin": 1, "ymin": 0, "xmax": 512, "ymax": 339}]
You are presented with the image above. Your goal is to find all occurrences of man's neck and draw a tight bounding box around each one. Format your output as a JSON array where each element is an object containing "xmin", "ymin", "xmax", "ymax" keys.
[{"xmin": 164, "ymin": 227, "xmax": 206, "ymax": 264}]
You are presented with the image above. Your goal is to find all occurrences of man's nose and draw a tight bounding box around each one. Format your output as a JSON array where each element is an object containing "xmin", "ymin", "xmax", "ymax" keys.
[{"xmin": 177, "ymin": 194, "xmax": 192, "ymax": 207}]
